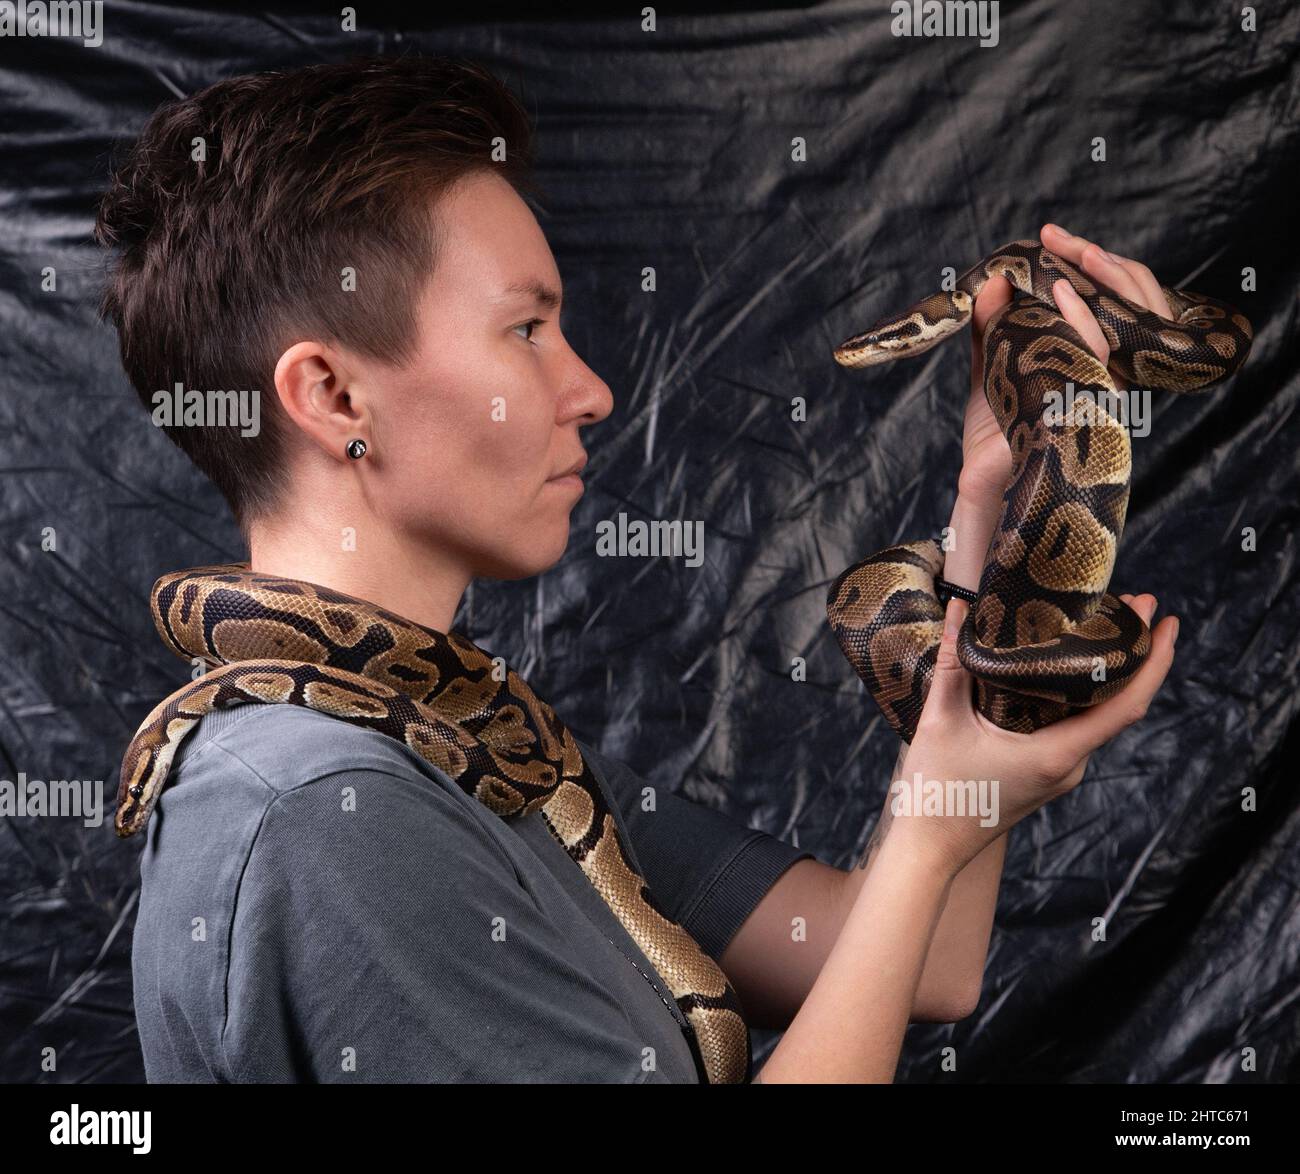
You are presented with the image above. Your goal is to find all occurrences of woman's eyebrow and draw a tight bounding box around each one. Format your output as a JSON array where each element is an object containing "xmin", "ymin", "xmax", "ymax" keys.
[{"xmin": 500, "ymin": 279, "xmax": 562, "ymax": 311}]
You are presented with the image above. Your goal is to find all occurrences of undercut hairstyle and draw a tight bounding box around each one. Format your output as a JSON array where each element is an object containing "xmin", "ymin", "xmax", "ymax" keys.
[{"xmin": 96, "ymin": 54, "xmax": 541, "ymax": 527}]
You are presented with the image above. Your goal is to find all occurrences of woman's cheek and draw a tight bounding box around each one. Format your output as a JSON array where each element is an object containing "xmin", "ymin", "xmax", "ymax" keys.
[{"xmin": 493, "ymin": 389, "xmax": 552, "ymax": 477}]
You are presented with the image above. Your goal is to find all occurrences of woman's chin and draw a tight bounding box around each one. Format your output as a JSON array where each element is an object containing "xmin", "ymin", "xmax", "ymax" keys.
[{"xmin": 478, "ymin": 526, "xmax": 571, "ymax": 580}]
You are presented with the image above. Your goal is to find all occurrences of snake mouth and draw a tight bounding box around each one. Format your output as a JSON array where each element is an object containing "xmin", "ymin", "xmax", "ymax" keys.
[
  {"xmin": 834, "ymin": 320, "xmax": 929, "ymax": 367},
  {"xmin": 834, "ymin": 305, "xmax": 971, "ymax": 369},
  {"xmin": 832, "ymin": 336, "xmax": 909, "ymax": 368},
  {"xmin": 113, "ymin": 794, "xmax": 144, "ymax": 837}
]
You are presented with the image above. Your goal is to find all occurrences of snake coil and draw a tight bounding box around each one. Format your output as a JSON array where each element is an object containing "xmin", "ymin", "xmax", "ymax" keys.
[
  {"xmin": 826, "ymin": 240, "xmax": 1252, "ymax": 740},
  {"xmin": 117, "ymin": 566, "xmax": 752, "ymax": 1083}
]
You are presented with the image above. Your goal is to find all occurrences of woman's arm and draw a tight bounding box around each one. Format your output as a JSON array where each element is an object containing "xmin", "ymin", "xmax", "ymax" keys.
[
  {"xmin": 724, "ymin": 225, "xmax": 1181, "ymax": 1050},
  {"xmin": 721, "ymin": 775, "xmax": 995, "ymax": 1029},
  {"xmin": 721, "ymin": 489, "xmax": 1007, "ymax": 1029},
  {"xmin": 864, "ymin": 486, "xmax": 1010, "ymax": 1018},
  {"xmin": 750, "ymin": 824, "xmax": 958, "ymax": 1081}
]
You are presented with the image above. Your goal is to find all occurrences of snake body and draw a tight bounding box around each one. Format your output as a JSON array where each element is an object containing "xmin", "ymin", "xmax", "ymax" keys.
[
  {"xmin": 117, "ymin": 567, "xmax": 750, "ymax": 1084},
  {"xmin": 827, "ymin": 240, "xmax": 1252, "ymax": 740}
]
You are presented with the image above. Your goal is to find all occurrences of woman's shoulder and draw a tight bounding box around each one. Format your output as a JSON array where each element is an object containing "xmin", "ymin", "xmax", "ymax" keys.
[
  {"xmin": 170, "ymin": 702, "xmax": 455, "ymax": 801},
  {"xmin": 143, "ymin": 703, "xmax": 503, "ymax": 869}
]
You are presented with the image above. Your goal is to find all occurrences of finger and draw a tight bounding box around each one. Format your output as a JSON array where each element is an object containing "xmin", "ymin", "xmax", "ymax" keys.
[
  {"xmin": 1047, "ymin": 614, "xmax": 1179, "ymax": 761},
  {"xmin": 1117, "ymin": 592, "xmax": 1157, "ymax": 626},
  {"xmin": 1076, "ymin": 247, "xmax": 1172, "ymax": 319},
  {"xmin": 1054, "ymin": 279, "xmax": 1110, "ymax": 366},
  {"xmin": 1118, "ymin": 592, "xmax": 1159, "ymax": 618},
  {"xmin": 1105, "ymin": 254, "xmax": 1173, "ymax": 319},
  {"xmin": 1079, "ymin": 242, "xmax": 1150, "ymax": 307},
  {"xmin": 920, "ymin": 598, "xmax": 973, "ymax": 714},
  {"xmin": 1042, "ymin": 226, "xmax": 1172, "ymax": 320},
  {"xmin": 1040, "ymin": 223, "xmax": 1096, "ymax": 268},
  {"xmin": 1128, "ymin": 593, "xmax": 1158, "ymax": 626},
  {"xmin": 972, "ymin": 274, "xmax": 1013, "ymax": 337}
]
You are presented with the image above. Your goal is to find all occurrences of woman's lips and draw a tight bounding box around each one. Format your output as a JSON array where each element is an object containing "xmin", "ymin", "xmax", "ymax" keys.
[
  {"xmin": 546, "ymin": 472, "xmax": 584, "ymax": 493},
  {"xmin": 547, "ymin": 453, "xmax": 588, "ymax": 490}
]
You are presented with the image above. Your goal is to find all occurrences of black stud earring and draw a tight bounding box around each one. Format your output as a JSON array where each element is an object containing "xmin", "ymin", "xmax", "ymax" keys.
[{"xmin": 346, "ymin": 439, "xmax": 367, "ymax": 460}]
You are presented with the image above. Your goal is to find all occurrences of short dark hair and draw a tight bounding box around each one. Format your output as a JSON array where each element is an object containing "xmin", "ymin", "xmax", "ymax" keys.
[{"xmin": 96, "ymin": 54, "xmax": 541, "ymax": 526}]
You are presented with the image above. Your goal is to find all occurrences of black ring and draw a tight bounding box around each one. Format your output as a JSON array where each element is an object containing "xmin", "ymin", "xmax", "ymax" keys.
[{"xmin": 936, "ymin": 577, "xmax": 978, "ymax": 604}]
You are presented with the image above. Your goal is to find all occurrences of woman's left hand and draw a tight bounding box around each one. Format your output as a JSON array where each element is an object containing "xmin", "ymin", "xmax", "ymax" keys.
[{"xmin": 956, "ymin": 222, "xmax": 1175, "ymax": 507}]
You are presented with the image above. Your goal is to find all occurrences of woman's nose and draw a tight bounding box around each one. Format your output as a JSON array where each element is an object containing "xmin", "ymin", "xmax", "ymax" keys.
[{"xmin": 562, "ymin": 356, "xmax": 614, "ymax": 425}]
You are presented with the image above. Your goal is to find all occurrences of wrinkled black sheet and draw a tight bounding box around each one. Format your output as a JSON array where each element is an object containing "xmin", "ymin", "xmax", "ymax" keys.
[{"xmin": 1, "ymin": 0, "xmax": 1297, "ymax": 1084}]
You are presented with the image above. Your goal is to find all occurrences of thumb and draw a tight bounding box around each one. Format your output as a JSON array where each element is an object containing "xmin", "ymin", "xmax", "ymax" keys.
[
  {"xmin": 972, "ymin": 274, "xmax": 1012, "ymax": 337},
  {"xmin": 923, "ymin": 597, "xmax": 973, "ymax": 714}
]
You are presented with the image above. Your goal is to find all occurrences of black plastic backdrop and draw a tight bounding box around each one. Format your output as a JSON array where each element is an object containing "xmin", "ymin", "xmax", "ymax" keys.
[{"xmin": 1, "ymin": 0, "xmax": 1297, "ymax": 1084}]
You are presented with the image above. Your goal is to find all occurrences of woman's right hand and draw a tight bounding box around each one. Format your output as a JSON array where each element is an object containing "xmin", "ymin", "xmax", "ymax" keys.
[{"xmin": 890, "ymin": 592, "xmax": 1179, "ymax": 877}]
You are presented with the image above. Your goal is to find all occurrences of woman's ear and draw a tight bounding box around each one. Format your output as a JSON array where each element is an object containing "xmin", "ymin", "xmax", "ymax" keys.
[{"xmin": 272, "ymin": 340, "xmax": 366, "ymax": 461}]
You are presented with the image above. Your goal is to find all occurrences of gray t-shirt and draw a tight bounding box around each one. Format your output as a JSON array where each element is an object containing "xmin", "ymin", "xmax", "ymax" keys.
[{"xmin": 129, "ymin": 703, "xmax": 812, "ymax": 1083}]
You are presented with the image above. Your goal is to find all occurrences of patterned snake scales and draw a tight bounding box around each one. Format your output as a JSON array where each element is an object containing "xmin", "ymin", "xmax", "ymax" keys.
[
  {"xmin": 826, "ymin": 240, "xmax": 1252, "ymax": 740},
  {"xmin": 117, "ymin": 567, "xmax": 749, "ymax": 1083}
]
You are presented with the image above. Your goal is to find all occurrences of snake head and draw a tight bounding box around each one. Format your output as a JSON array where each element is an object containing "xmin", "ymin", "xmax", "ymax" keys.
[
  {"xmin": 834, "ymin": 290, "xmax": 973, "ymax": 369},
  {"xmin": 114, "ymin": 767, "xmax": 153, "ymax": 837}
]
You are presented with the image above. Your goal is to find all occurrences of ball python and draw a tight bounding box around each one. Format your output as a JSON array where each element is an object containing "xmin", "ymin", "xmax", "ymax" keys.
[
  {"xmin": 826, "ymin": 239, "xmax": 1252, "ymax": 741},
  {"xmin": 116, "ymin": 565, "xmax": 749, "ymax": 1084}
]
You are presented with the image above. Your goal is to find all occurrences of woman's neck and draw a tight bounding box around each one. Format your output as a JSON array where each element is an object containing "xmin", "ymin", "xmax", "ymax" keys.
[{"xmin": 246, "ymin": 511, "xmax": 470, "ymax": 634}]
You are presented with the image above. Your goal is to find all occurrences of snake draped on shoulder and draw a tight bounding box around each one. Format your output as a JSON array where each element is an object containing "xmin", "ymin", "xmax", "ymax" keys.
[
  {"xmin": 117, "ymin": 565, "xmax": 750, "ymax": 1085},
  {"xmin": 827, "ymin": 239, "xmax": 1252, "ymax": 741}
]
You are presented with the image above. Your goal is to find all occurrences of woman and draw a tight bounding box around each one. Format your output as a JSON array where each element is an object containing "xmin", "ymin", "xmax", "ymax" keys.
[{"xmin": 97, "ymin": 55, "xmax": 1177, "ymax": 1083}]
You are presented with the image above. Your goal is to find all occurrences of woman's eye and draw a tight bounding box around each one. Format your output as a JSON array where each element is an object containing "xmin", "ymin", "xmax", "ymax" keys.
[{"xmin": 513, "ymin": 318, "xmax": 544, "ymax": 342}]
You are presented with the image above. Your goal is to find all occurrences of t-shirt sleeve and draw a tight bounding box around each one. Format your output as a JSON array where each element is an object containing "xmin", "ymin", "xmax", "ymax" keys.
[
  {"xmin": 222, "ymin": 762, "xmax": 674, "ymax": 1083},
  {"xmin": 578, "ymin": 743, "xmax": 815, "ymax": 963}
]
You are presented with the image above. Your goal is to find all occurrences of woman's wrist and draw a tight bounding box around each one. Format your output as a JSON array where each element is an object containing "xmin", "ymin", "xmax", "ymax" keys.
[
  {"xmin": 853, "ymin": 742, "xmax": 970, "ymax": 884},
  {"xmin": 941, "ymin": 481, "xmax": 1003, "ymax": 591},
  {"xmin": 873, "ymin": 779, "xmax": 970, "ymax": 883},
  {"xmin": 955, "ymin": 459, "xmax": 1008, "ymax": 512}
]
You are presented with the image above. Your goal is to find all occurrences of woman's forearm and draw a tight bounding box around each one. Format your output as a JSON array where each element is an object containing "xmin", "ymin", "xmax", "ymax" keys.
[
  {"xmin": 943, "ymin": 486, "xmax": 1002, "ymax": 589},
  {"xmin": 904, "ymin": 487, "xmax": 1009, "ymax": 1013},
  {"xmin": 754, "ymin": 828, "xmax": 955, "ymax": 1082},
  {"xmin": 751, "ymin": 487, "xmax": 1005, "ymax": 1069},
  {"xmin": 833, "ymin": 487, "xmax": 1008, "ymax": 1020},
  {"xmin": 835, "ymin": 752, "xmax": 1007, "ymax": 1021}
]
